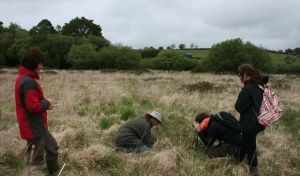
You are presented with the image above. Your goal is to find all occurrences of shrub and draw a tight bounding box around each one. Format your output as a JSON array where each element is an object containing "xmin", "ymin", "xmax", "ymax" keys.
[
  {"xmin": 67, "ymin": 44, "xmax": 100, "ymax": 69},
  {"xmin": 0, "ymin": 54, "xmax": 5, "ymax": 66},
  {"xmin": 140, "ymin": 47, "xmax": 160, "ymax": 58},
  {"xmin": 150, "ymin": 51, "xmax": 199, "ymax": 70},
  {"xmin": 276, "ymin": 64, "xmax": 300, "ymax": 74},
  {"xmin": 205, "ymin": 38, "xmax": 272, "ymax": 73},
  {"xmin": 98, "ymin": 46, "xmax": 141, "ymax": 69},
  {"xmin": 43, "ymin": 34, "xmax": 74, "ymax": 68}
]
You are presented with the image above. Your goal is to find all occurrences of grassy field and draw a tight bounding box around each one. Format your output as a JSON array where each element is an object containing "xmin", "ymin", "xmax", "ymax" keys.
[{"xmin": 0, "ymin": 69, "xmax": 300, "ymax": 176}]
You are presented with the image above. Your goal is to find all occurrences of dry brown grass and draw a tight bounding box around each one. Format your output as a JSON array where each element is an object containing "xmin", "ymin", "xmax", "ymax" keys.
[{"xmin": 0, "ymin": 68, "xmax": 300, "ymax": 175}]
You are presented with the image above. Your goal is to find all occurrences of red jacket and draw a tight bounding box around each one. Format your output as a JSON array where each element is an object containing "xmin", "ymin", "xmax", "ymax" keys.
[{"xmin": 15, "ymin": 66, "xmax": 50, "ymax": 140}]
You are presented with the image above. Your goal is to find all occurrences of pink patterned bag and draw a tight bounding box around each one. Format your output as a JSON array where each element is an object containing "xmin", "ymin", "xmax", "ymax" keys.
[{"xmin": 256, "ymin": 85, "xmax": 283, "ymax": 126}]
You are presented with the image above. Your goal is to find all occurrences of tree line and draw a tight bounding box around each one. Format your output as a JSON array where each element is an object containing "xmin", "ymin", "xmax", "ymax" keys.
[{"xmin": 1, "ymin": 17, "xmax": 299, "ymax": 73}]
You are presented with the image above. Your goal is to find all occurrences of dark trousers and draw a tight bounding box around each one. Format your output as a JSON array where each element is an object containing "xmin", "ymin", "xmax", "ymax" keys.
[
  {"xmin": 235, "ymin": 132, "xmax": 258, "ymax": 167},
  {"xmin": 27, "ymin": 129, "xmax": 59, "ymax": 165},
  {"xmin": 207, "ymin": 143, "xmax": 238, "ymax": 158}
]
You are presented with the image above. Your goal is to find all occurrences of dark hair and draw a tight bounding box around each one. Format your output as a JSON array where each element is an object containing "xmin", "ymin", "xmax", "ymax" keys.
[
  {"xmin": 237, "ymin": 64, "xmax": 262, "ymax": 85},
  {"xmin": 195, "ymin": 113, "xmax": 209, "ymax": 123},
  {"xmin": 21, "ymin": 48, "xmax": 44, "ymax": 70}
]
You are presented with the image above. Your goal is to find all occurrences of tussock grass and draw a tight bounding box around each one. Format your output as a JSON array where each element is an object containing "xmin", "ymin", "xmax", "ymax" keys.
[{"xmin": 0, "ymin": 69, "xmax": 299, "ymax": 175}]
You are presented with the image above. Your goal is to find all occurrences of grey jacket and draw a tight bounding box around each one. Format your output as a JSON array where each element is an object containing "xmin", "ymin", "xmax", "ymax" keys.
[{"xmin": 115, "ymin": 116, "xmax": 156, "ymax": 148}]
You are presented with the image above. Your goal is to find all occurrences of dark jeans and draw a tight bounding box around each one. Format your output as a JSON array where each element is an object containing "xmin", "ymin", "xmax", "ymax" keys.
[
  {"xmin": 235, "ymin": 132, "xmax": 258, "ymax": 167},
  {"xmin": 27, "ymin": 129, "xmax": 59, "ymax": 165},
  {"xmin": 116, "ymin": 145, "xmax": 150, "ymax": 153},
  {"xmin": 207, "ymin": 143, "xmax": 238, "ymax": 158}
]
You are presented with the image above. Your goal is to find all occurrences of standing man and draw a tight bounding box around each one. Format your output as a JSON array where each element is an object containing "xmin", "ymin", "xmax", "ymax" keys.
[
  {"xmin": 15, "ymin": 48, "xmax": 59, "ymax": 175},
  {"xmin": 115, "ymin": 111, "xmax": 162, "ymax": 153}
]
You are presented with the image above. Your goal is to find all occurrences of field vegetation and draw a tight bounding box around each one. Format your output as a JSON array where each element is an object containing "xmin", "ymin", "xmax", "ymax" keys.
[
  {"xmin": 0, "ymin": 69, "xmax": 300, "ymax": 175},
  {"xmin": 1, "ymin": 18, "xmax": 300, "ymax": 74}
]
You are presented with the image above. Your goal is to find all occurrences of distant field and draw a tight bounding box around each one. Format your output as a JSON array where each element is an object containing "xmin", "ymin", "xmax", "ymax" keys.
[
  {"xmin": 0, "ymin": 69, "xmax": 300, "ymax": 175},
  {"xmin": 169, "ymin": 49, "xmax": 300, "ymax": 72},
  {"xmin": 269, "ymin": 52, "xmax": 300, "ymax": 66},
  {"xmin": 172, "ymin": 49, "xmax": 210, "ymax": 59}
]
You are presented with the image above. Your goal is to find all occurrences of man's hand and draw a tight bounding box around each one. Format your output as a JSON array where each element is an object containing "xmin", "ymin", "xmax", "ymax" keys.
[
  {"xmin": 193, "ymin": 122, "xmax": 201, "ymax": 132},
  {"xmin": 45, "ymin": 99, "xmax": 53, "ymax": 110},
  {"xmin": 48, "ymin": 105, "xmax": 54, "ymax": 110}
]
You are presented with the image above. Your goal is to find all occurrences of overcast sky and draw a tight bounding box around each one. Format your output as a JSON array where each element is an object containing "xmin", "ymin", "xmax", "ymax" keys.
[{"xmin": 1, "ymin": 0, "xmax": 299, "ymax": 50}]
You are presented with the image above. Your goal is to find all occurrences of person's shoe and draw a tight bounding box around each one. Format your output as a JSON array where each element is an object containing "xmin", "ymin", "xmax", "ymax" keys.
[
  {"xmin": 249, "ymin": 166, "xmax": 259, "ymax": 176},
  {"xmin": 46, "ymin": 160, "xmax": 59, "ymax": 175}
]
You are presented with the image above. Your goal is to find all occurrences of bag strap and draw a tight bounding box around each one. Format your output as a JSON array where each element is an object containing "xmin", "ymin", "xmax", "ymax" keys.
[
  {"xmin": 258, "ymin": 85, "xmax": 265, "ymax": 90},
  {"xmin": 217, "ymin": 113, "xmax": 224, "ymax": 120},
  {"xmin": 252, "ymin": 84, "xmax": 266, "ymax": 116}
]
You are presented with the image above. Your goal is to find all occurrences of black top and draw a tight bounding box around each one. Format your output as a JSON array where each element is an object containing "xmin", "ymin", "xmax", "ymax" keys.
[
  {"xmin": 198, "ymin": 113, "xmax": 241, "ymax": 147},
  {"xmin": 235, "ymin": 81, "xmax": 265, "ymax": 133}
]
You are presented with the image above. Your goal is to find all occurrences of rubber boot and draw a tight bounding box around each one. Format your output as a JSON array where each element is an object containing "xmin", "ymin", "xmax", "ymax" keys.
[
  {"xmin": 46, "ymin": 160, "xmax": 59, "ymax": 175},
  {"xmin": 249, "ymin": 166, "xmax": 259, "ymax": 176}
]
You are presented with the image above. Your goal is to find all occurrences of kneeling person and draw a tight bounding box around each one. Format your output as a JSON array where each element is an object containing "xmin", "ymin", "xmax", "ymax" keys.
[
  {"xmin": 115, "ymin": 111, "xmax": 162, "ymax": 153},
  {"xmin": 193, "ymin": 111, "xmax": 241, "ymax": 158}
]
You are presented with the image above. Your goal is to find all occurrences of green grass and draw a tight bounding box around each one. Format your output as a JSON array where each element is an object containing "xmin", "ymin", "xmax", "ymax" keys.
[
  {"xmin": 0, "ymin": 116, "xmax": 15, "ymax": 130},
  {"xmin": 94, "ymin": 154, "xmax": 125, "ymax": 174},
  {"xmin": 120, "ymin": 107, "xmax": 136, "ymax": 121},
  {"xmin": 99, "ymin": 117, "xmax": 116, "ymax": 129},
  {"xmin": 60, "ymin": 129, "xmax": 89, "ymax": 149},
  {"xmin": 77, "ymin": 96, "xmax": 163, "ymax": 120},
  {"xmin": 0, "ymin": 151, "xmax": 25, "ymax": 175},
  {"xmin": 281, "ymin": 110, "xmax": 300, "ymax": 143}
]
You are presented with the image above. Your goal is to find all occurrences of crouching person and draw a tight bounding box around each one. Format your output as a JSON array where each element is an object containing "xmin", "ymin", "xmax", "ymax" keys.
[
  {"xmin": 115, "ymin": 111, "xmax": 162, "ymax": 153},
  {"xmin": 15, "ymin": 48, "xmax": 59, "ymax": 175},
  {"xmin": 193, "ymin": 111, "xmax": 241, "ymax": 158}
]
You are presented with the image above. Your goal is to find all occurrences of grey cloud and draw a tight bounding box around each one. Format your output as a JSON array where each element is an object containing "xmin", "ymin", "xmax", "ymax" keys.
[{"xmin": 0, "ymin": 0, "xmax": 299, "ymax": 50}]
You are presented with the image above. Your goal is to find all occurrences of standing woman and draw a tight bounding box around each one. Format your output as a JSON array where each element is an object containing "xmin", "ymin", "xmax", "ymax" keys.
[
  {"xmin": 15, "ymin": 48, "xmax": 59, "ymax": 175},
  {"xmin": 234, "ymin": 64, "xmax": 267, "ymax": 176}
]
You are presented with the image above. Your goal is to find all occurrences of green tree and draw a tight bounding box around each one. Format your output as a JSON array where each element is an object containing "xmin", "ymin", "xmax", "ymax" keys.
[
  {"xmin": 293, "ymin": 47, "xmax": 300, "ymax": 55},
  {"xmin": 1, "ymin": 23, "xmax": 28, "ymax": 66},
  {"xmin": 140, "ymin": 47, "xmax": 160, "ymax": 58},
  {"xmin": 87, "ymin": 35, "xmax": 110, "ymax": 50},
  {"xmin": 29, "ymin": 19, "xmax": 56, "ymax": 35},
  {"xmin": 190, "ymin": 43, "xmax": 194, "ymax": 49},
  {"xmin": 97, "ymin": 47, "xmax": 119, "ymax": 68},
  {"xmin": 98, "ymin": 46, "xmax": 141, "ymax": 69},
  {"xmin": 0, "ymin": 21, "xmax": 4, "ymax": 33},
  {"xmin": 62, "ymin": 17, "xmax": 102, "ymax": 37},
  {"xmin": 206, "ymin": 38, "xmax": 271, "ymax": 73},
  {"xmin": 67, "ymin": 44, "xmax": 99, "ymax": 69},
  {"xmin": 285, "ymin": 48, "xmax": 293, "ymax": 54},
  {"xmin": 179, "ymin": 44, "xmax": 185, "ymax": 50},
  {"xmin": 284, "ymin": 56, "xmax": 293, "ymax": 64},
  {"xmin": 116, "ymin": 46, "xmax": 141, "ymax": 69},
  {"xmin": 6, "ymin": 23, "xmax": 28, "ymax": 39},
  {"xmin": 43, "ymin": 34, "xmax": 74, "ymax": 68},
  {"xmin": 6, "ymin": 37, "xmax": 31, "ymax": 66},
  {"xmin": 151, "ymin": 51, "xmax": 198, "ymax": 70}
]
